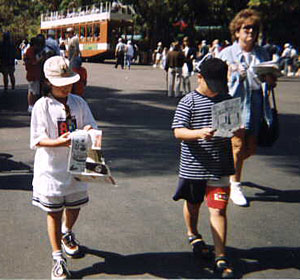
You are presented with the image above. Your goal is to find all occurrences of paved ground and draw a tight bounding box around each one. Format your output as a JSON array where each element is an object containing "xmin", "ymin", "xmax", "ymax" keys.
[{"xmin": 0, "ymin": 61, "xmax": 300, "ymax": 279}]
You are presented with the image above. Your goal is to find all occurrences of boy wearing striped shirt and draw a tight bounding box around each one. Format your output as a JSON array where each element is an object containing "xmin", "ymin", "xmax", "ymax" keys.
[{"xmin": 172, "ymin": 58, "xmax": 238, "ymax": 278}]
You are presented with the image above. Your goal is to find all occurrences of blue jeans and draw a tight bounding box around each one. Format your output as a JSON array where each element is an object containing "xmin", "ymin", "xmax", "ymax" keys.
[{"xmin": 244, "ymin": 90, "xmax": 263, "ymax": 136}]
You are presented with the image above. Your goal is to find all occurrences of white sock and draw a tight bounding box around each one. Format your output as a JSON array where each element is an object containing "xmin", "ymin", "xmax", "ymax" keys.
[
  {"xmin": 230, "ymin": 181, "xmax": 241, "ymax": 187},
  {"xmin": 61, "ymin": 224, "xmax": 71, "ymax": 235},
  {"xmin": 52, "ymin": 250, "xmax": 63, "ymax": 260}
]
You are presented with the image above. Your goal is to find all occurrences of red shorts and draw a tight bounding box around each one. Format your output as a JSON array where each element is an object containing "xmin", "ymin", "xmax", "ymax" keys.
[
  {"xmin": 173, "ymin": 177, "xmax": 230, "ymax": 210},
  {"xmin": 206, "ymin": 186, "xmax": 230, "ymax": 210}
]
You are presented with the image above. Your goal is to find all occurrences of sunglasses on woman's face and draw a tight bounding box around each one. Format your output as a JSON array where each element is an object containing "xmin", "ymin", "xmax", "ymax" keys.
[{"xmin": 241, "ymin": 25, "xmax": 259, "ymax": 32}]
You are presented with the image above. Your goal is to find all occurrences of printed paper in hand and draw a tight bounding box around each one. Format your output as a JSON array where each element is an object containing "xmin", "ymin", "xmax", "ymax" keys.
[
  {"xmin": 212, "ymin": 98, "xmax": 241, "ymax": 138},
  {"xmin": 252, "ymin": 61, "xmax": 282, "ymax": 79},
  {"xmin": 68, "ymin": 130, "xmax": 116, "ymax": 185}
]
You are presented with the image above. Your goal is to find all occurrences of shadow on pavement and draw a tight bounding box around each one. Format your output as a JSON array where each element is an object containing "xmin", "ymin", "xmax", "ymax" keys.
[
  {"xmin": 229, "ymin": 246, "xmax": 300, "ymax": 278},
  {"xmin": 85, "ymin": 86, "xmax": 180, "ymax": 177},
  {"xmin": 256, "ymin": 113, "xmax": 300, "ymax": 176},
  {"xmin": 0, "ymin": 88, "xmax": 31, "ymax": 128},
  {"xmin": 72, "ymin": 247, "xmax": 215, "ymax": 279},
  {"xmin": 71, "ymin": 246, "xmax": 300, "ymax": 279},
  {"xmin": 243, "ymin": 181, "xmax": 300, "ymax": 203},
  {"xmin": 1, "ymin": 84, "xmax": 299, "ymax": 179},
  {"xmin": 0, "ymin": 153, "xmax": 32, "ymax": 191}
]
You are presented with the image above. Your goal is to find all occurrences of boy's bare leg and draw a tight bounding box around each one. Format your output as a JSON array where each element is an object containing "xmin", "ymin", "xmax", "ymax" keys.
[
  {"xmin": 208, "ymin": 207, "xmax": 227, "ymax": 256},
  {"xmin": 183, "ymin": 201, "xmax": 201, "ymax": 236},
  {"xmin": 47, "ymin": 211, "xmax": 63, "ymax": 252}
]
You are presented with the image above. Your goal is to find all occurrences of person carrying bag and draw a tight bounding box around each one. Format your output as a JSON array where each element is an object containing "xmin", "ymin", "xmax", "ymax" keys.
[{"xmin": 257, "ymin": 86, "xmax": 279, "ymax": 147}]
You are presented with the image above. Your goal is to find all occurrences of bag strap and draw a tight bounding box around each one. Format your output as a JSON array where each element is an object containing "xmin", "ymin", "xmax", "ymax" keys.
[{"xmin": 268, "ymin": 86, "xmax": 277, "ymax": 111}]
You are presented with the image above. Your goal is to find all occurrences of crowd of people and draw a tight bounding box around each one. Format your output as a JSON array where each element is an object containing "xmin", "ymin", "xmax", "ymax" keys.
[
  {"xmin": 150, "ymin": 34, "xmax": 300, "ymax": 99},
  {"xmin": 15, "ymin": 28, "xmax": 87, "ymax": 114},
  {"xmin": 0, "ymin": 7, "xmax": 297, "ymax": 280}
]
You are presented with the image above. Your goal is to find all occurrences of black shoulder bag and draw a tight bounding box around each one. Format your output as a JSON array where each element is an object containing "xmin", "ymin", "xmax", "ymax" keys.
[{"xmin": 257, "ymin": 87, "xmax": 279, "ymax": 147}]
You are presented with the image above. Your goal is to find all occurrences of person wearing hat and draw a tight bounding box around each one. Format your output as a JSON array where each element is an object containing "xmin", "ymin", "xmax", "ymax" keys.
[
  {"xmin": 280, "ymin": 42, "xmax": 292, "ymax": 76},
  {"xmin": 30, "ymin": 56, "xmax": 97, "ymax": 280},
  {"xmin": 218, "ymin": 9, "xmax": 277, "ymax": 206},
  {"xmin": 66, "ymin": 27, "xmax": 81, "ymax": 68},
  {"xmin": 172, "ymin": 58, "xmax": 238, "ymax": 279}
]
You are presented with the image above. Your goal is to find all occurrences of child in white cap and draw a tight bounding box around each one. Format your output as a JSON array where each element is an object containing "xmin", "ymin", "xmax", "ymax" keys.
[{"xmin": 30, "ymin": 56, "xmax": 97, "ymax": 280}]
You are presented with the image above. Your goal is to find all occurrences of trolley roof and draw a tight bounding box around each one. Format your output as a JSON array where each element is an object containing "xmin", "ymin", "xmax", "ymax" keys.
[{"xmin": 41, "ymin": 1, "xmax": 134, "ymax": 29}]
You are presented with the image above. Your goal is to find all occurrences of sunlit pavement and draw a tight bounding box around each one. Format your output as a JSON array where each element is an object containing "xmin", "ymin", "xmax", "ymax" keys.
[{"xmin": 0, "ymin": 61, "xmax": 300, "ymax": 279}]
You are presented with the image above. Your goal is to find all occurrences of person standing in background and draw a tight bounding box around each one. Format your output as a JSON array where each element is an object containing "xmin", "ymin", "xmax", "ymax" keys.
[
  {"xmin": 164, "ymin": 41, "xmax": 185, "ymax": 98},
  {"xmin": 0, "ymin": 32, "xmax": 16, "ymax": 92},
  {"xmin": 115, "ymin": 38, "xmax": 125, "ymax": 69},
  {"xmin": 72, "ymin": 56, "xmax": 87, "ymax": 97},
  {"xmin": 218, "ymin": 9, "xmax": 277, "ymax": 206},
  {"xmin": 66, "ymin": 27, "xmax": 81, "ymax": 68},
  {"xmin": 182, "ymin": 36, "xmax": 195, "ymax": 95},
  {"xmin": 24, "ymin": 37, "xmax": 43, "ymax": 113},
  {"xmin": 124, "ymin": 40, "xmax": 134, "ymax": 70}
]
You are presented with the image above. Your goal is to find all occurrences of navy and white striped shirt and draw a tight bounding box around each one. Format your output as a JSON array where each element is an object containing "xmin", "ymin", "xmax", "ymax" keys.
[{"xmin": 172, "ymin": 90, "xmax": 235, "ymax": 180}]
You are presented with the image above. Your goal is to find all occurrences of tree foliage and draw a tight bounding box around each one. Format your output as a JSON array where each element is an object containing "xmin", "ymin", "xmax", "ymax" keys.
[{"xmin": 0, "ymin": 0, "xmax": 299, "ymax": 48}]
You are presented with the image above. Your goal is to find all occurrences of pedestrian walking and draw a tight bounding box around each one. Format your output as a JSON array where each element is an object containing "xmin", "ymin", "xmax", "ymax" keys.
[
  {"xmin": 114, "ymin": 38, "xmax": 125, "ymax": 69},
  {"xmin": 197, "ymin": 40, "xmax": 209, "ymax": 61},
  {"xmin": 71, "ymin": 56, "xmax": 87, "ymax": 97},
  {"xmin": 124, "ymin": 40, "xmax": 134, "ymax": 69},
  {"xmin": 0, "ymin": 32, "xmax": 16, "ymax": 91},
  {"xmin": 30, "ymin": 55, "xmax": 97, "ymax": 280},
  {"xmin": 24, "ymin": 37, "xmax": 43, "ymax": 113},
  {"xmin": 182, "ymin": 36, "xmax": 194, "ymax": 95},
  {"xmin": 218, "ymin": 9, "xmax": 277, "ymax": 206},
  {"xmin": 164, "ymin": 41, "xmax": 185, "ymax": 98},
  {"xmin": 172, "ymin": 58, "xmax": 236, "ymax": 279},
  {"xmin": 152, "ymin": 41, "xmax": 163, "ymax": 68},
  {"xmin": 45, "ymin": 29, "xmax": 60, "ymax": 58},
  {"xmin": 66, "ymin": 27, "xmax": 81, "ymax": 68}
]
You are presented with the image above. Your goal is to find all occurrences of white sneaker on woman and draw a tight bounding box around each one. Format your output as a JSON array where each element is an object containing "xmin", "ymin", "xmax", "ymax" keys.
[{"xmin": 230, "ymin": 182, "xmax": 248, "ymax": 206}]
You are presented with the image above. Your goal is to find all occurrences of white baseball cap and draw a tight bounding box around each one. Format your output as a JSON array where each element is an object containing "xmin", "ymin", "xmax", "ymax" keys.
[{"xmin": 44, "ymin": 56, "xmax": 80, "ymax": 87}]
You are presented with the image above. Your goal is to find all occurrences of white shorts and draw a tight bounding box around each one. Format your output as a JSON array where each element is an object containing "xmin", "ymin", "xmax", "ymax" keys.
[
  {"xmin": 32, "ymin": 191, "xmax": 89, "ymax": 212},
  {"xmin": 28, "ymin": 81, "xmax": 40, "ymax": 96}
]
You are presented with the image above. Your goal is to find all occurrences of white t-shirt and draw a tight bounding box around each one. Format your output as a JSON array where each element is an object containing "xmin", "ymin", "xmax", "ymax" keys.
[
  {"xmin": 242, "ymin": 51, "xmax": 261, "ymax": 90},
  {"xmin": 126, "ymin": 44, "xmax": 134, "ymax": 57},
  {"xmin": 30, "ymin": 94, "xmax": 97, "ymax": 196}
]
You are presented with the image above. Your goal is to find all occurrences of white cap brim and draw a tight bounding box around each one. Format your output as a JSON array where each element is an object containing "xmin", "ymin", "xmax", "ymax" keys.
[{"xmin": 46, "ymin": 73, "xmax": 80, "ymax": 87}]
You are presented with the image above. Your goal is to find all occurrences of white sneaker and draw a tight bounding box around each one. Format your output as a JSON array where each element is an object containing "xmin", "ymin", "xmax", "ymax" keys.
[
  {"xmin": 51, "ymin": 258, "xmax": 70, "ymax": 280},
  {"xmin": 230, "ymin": 182, "xmax": 248, "ymax": 206}
]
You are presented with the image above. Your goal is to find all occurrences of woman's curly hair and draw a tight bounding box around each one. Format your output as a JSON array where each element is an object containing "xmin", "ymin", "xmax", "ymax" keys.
[{"xmin": 229, "ymin": 9, "xmax": 262, "ymax": 42}]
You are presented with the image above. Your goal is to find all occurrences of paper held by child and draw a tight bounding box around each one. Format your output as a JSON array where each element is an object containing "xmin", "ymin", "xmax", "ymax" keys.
[
  {"xmin": 252, "ymin": 61, "xmax": 282, "ymax": 78},
  {"xmin": 67, "ymin": 130, "xmax": 116, "ymax": 185},
  {"xmin": 212, "ymin": 98, "xmax": 241, "ymax": 138}
]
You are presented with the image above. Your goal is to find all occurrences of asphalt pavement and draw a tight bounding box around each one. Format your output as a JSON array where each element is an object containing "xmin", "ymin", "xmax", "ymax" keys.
[{"xmin": 0, "ymin": 61, "xmax": 300, "ymax": 279}]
